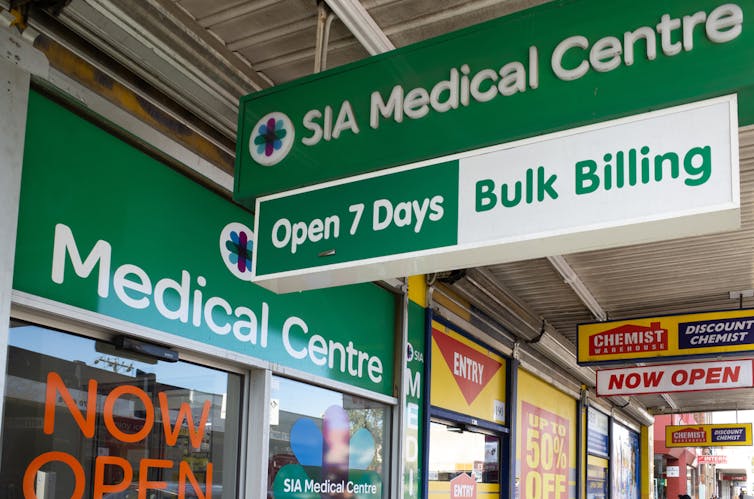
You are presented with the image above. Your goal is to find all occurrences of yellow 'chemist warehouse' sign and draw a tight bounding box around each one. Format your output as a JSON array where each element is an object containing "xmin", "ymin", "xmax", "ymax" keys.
[
  {"xmin": 665, "ymin": 424, "xmax": 753, "ymax": 448},
  {"xmin": 578, "ymin": 309, "xmax": 754, "ymax": 365}
]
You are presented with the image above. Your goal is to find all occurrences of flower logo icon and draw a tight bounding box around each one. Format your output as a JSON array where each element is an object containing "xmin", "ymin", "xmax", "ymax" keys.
[
  {"xmin": 249, "ymin": 111, "xmax": 295, "ymax": 166},
  {"xmin": 227, "ymin": 230, "xmax": 253, "ymax": 273},
  {"xmin": 219, "ymin": 222, "xmax": 255, "ymax": 281},
  {"xmin": 256, "ymin": 117, "xmax": 287, "ymax": 155}
]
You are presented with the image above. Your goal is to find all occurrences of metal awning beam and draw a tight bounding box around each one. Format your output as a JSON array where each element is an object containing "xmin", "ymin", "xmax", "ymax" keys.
[{"xmin": 324, "ymin": 0, "xmax": 394, "ymax": 54}]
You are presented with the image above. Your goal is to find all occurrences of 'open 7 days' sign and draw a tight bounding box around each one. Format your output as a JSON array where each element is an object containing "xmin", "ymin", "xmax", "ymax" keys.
[{"xmin": 252, "ymin": 96, "xmax": 739, "ymax": 293}]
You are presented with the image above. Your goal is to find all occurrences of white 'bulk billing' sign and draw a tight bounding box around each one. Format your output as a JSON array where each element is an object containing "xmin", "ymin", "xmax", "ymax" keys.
[{"xmin": 457, "ymin": 95, "xmax": 739, "ymax": 248}]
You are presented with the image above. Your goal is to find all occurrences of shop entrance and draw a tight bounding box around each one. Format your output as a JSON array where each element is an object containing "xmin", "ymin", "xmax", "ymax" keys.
[{"xmin": 427, "ymin": 419, "xmax": 502, "ymax": 497}]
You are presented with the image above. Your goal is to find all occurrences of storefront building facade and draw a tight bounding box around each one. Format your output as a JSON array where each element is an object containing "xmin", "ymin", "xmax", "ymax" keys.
[
  {"xmin": 0, "ymin": 54, "xmax": 652, "ymax": 499},
  {"xmin": 15, "ymin": 0, "xmax": 754, "ymax": 496}
]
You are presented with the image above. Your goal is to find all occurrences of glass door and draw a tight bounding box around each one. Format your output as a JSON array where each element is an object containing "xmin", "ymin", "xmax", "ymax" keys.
[{"xmin": 427, "ymin": 421, "xmax": 501, "ymax": 498}]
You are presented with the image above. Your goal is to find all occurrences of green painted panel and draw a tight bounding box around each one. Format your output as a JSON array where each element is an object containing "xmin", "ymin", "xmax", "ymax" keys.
[
  {"xmin": 255, "ymin": 161, "xmax": 458, "ymax": 275},
  {"xmin": 403, "ymin": 300, "xmax": 426, "ymax": 498},
  {"xmin": 14, "ymin": 91, "xmax": 395, "ymax": 395},
  {"xmin": 236, "ymin": 0, "xmax": 754, "ymax": 206}
]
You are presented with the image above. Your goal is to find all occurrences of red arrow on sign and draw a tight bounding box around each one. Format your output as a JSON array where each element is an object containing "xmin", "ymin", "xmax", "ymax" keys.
[{"xmin": 433, "ymin": 329, "xmax": 502, "ymax": 405}]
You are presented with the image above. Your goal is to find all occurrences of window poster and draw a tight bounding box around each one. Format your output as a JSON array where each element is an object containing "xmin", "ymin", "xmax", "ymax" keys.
[
  {"xmin": 586, "ymin": 456, "xmax": 608, "ymax": 499},
  {"xmin": 268, "ymin": 376, "xmax": 389, "ymax": 498},
  {"xmin": 587, "ymin": 408, "xmax": 609, "ymax": 458},
  {"xmin": 611, "ymin": 423, "xmax": 639, "ymax": 499},
  {"xmin": 516, "ymin": 370, "xmax": 577, "ymax": 499}
]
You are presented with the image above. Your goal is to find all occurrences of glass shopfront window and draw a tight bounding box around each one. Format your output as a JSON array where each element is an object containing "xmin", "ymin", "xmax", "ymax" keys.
[
  {"xmin": 1, "ymin": 321, "xmax": 241, "ymax": 498},
  {"xmin": 267, "ymin": 376, "xmax": 390, "ymax": 499}
]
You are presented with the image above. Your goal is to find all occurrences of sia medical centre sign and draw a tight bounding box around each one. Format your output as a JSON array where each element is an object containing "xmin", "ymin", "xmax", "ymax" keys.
[{"xmin": 235, "ymin": 0, "xmax": 754, "ymax": 205}]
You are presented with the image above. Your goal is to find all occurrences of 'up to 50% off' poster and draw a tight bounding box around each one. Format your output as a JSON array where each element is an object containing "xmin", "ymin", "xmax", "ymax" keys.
[{"xmin": 517, "ymin": 370, "xmax": 576, "ymax": 499}]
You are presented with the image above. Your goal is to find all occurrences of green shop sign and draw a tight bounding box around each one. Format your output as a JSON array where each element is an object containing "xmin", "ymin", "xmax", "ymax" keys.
[
  {"xmin": 13, "ymin": 91, "xmax": 395, "ymax": 396},
  {"xmin": 253, "ymin": 96, "xmax": 738, "ymax": 292},
  {"xmin": 236, "ymin": 0, "xmax": 754, "ymax": 206}
]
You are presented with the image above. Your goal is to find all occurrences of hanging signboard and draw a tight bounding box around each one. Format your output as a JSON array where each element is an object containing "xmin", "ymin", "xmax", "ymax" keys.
[
  {"xmin": 253, "ymin": 96, "xmax": 738, "ymax": 292},
  {"xmin": 596, "ymin": 359, "xmax": 754, "ymax": 396},
  {"xmin": 665, "ymin": 423, "xmax": 753, "ymax": 447},
  {"xmin": 235, "ymin": 0, "xmax": 754, "ymax": 207},
  {"xmin": 578, "ymin": 307, "xmax": 754, "ymax": 365},
  {"xmin": 698, "ymin": 454, "xmax": 727, "ymax": 464},
  {"xmin": 722, "ymin": 474, "xmax": 747, "ymax": 481}
]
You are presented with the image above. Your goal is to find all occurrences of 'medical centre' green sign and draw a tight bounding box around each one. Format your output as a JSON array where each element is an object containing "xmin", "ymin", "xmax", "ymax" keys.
[
  {"xmin": 235, "ymin": 0, "xmax": 754, "ymax": 206},
  {"xmin": 15, "ymin": 91, "xmax": 396, "ymax": 396}
]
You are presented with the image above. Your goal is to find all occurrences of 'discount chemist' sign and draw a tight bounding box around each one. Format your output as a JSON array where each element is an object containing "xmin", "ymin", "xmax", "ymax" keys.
[
  {"xmin": 665, "ymin": 424, "xmax": 753, "ymax": 448},
  {"xmin": 579, "ymin": 306, "xmax": 754, "ymax": 365},
  {"xmin": 253, "ymin": 96, "xmax": 738, "ymax": 293},
  {"xmin": 235, "ymin": 0, "xmax": 754, "ymax": 206}
]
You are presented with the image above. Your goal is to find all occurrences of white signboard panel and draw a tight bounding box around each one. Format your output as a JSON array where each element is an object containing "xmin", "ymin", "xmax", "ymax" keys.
[
  {"xmin": 596, "ymin": 359, "xmax": 754, "ymax": 397},
  {"xmin": 457, "ymin": 95, "xmax": 737, "ymax": 244}
]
